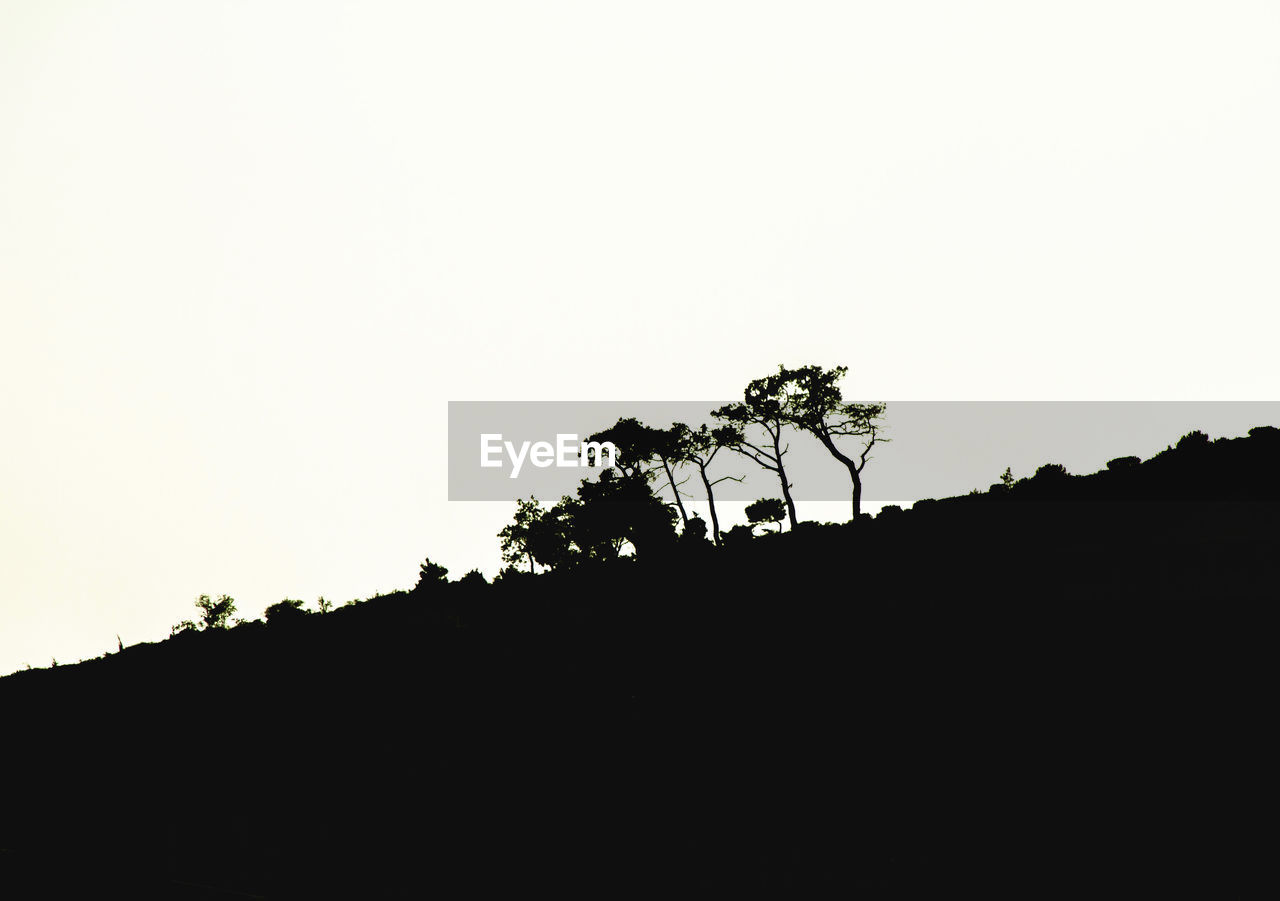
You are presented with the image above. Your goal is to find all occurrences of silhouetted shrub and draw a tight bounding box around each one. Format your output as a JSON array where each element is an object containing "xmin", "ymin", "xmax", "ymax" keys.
[
  {"xmin": 265, "ymin": 599, "xmax": 307, "ymax": 624},
  {"xmin": 1034, "ymin": 463, "xmax": 1069, "ymax": 480},
  {"xmin": 492, "ymin": 565, "xmax": 531, "ymax": 584},
  {"xmin": 416, "ymin": 558, "xmax": 449, "ymax": 591},
  {"xmin": 1107, "ymin": 456, "xmax": 1141, "ymax": 471},
  {"xmin": 458, "ymin": 569, "xmax": 488, "ymax": 587},
  {"xmin": 1248, "ymin": 425, "xmax": 1279, "ymax": 439},
  {"xmin": 1176, "ymin": 430, "xmax": 1210, "ymax": 450},
  {"xmin": 745, "ymin": 498, "xmax": 786, "ymax": 533},
  {"xmin": 679, "ymin": 515, "xmax": 710, "ymax": 546},
  {"xmin": 721, "ymin": 524, "xmax": 755, "ymax": 548}
]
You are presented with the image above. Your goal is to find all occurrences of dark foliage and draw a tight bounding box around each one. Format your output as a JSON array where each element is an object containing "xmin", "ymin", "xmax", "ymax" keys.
[
  {"xmin": 415, "ymin": 557, "xmax": 449, "ymax": 591},
  {"xmin": 457, "ymin": 568, "xmax": 488, "ymax": 587},
  {"xmin": 745, "ymin": 497, "xmax": 786, "ymax": 532},
  {"xmin": 264, "ymin": 598, "xmax": 307, "ymax": 624}
]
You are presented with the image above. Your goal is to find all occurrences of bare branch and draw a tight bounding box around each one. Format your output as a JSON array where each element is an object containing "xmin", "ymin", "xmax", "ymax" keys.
[{"xmin": 708, "ymin": 474, "xmax": 744, "ymax": 486}]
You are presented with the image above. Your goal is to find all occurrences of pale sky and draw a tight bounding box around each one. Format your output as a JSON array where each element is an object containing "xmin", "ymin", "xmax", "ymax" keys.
[{"xmin": 2, "ymin": 1, "xmax": 1278, "ymax": 674}]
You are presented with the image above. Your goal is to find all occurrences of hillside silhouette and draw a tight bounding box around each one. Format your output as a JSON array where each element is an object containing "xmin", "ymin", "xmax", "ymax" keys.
[{"xmin": 2, "ymin": 426, "xmax": 1278, "ymax": 895}]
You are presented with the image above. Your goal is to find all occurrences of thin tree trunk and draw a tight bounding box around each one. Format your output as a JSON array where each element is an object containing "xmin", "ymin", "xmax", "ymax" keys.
[
  {"xmin": 660, "ymin": 457, "xmax": 689, "ymax": 527},
  {"xmin": 698, "ymin": 464, "xmax": 722, "ymax": 546},
  {"xmin": 773, "ymin": 428, "xmax": 798, "ymax": 529},
  {"xmin": 778, "ymin": 469, "xmax": 798, "ymax": 530},
  {"xmin": 814, "ymin": 430, "xmax": 864, "ymax": 520}
]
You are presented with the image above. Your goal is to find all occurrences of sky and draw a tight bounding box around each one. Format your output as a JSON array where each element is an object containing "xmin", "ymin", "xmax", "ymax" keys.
[{"xmin": 2, "ymin": 1, "xmax": 1278, "ymax": 674}]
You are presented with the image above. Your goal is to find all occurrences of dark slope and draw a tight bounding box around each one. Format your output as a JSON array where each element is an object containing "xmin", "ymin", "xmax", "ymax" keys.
[{"xmin": 2, "ymin": 428, "xmax": 1277, "ymax": 896}]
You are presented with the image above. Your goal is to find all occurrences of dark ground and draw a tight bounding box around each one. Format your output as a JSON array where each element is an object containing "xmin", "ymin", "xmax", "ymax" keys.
[{"xmin": 3, "ymin": 431, "xmax": 1276, "ymax": 896}]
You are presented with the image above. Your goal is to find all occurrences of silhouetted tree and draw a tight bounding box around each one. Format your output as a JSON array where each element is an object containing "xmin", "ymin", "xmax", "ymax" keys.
[
  {"xmin": 196, "ymin": 594, "xmax": 236, "ymax": 629},
  {"xmin": 572, "ymin": 469, "xmax": 678, "ymax": 559},
  {"xmin": 585, "ymin": 417, "xmax": 653, "ymax": 479},
  {"xmin": 990, "ymin": 466, "xmax": 1015, "ymax": 495},
  {"xmin": 498, "ymin": 496, "xmax": 547, "ymax": 573},
  {"xmin": 713, "ymin": 383, "xmax": 798, "ymax": 530},
  {"xmin": 172, "ymin": 593, "xmax": 235, "ymax": 637},
  {"xmin": 746, "ymin": 497, "xmax": 786, "ymax": 533},
  {"xmin": 172, "ymin": 594, "xmax": 237, "ymax": 634},
  {"xmin": 671, "ymin": 422, "xmax": 742, "ymax": 546},
  {"xmin": 527, "ymin": 498, "xmax": 579, "ymax": 570},
  {"xmin": 588, "ymin": 418, "xmax": 691, "ymax": 527},
  {"xmin": 316, "ymin": 596, "xmax": 333, "ymax": 614},
  {"xmin": 650, "ymin": 426, "xmax": 693, "ymax": 529},
  {"xmin": 764, "ymin": 364, "xmax": 887, "ymax": 520}
]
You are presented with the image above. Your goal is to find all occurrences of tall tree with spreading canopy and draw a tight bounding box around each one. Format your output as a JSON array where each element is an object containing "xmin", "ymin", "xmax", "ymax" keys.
[
  {"xmin": 768, "ymin": 364, "xmax": 887, "ymax": 519},
  {"xmin": 713, "ymin": 372, "xmax": 799, "ymax": 530},
  {"xmin": 586, "ymin": 418, "xmax": 691, "ymax": 528},
  {"xmin": 670, "ymin": 422, "xmax": 742, "ymax": 545},
  {"xmin": 572, "ymin": 469, "xmax": 678, "ymax": 559}
]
